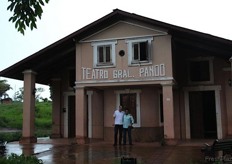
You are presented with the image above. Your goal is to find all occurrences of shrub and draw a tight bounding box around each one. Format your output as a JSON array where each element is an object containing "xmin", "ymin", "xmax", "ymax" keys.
[
  {"xmin": 0, "ymin": 130, "xmax": 51, "ymax": 142},
  {"xmin": 35, "ymin": 129, "xmax": 51, "ymax": 138},
  {"xmin": 0, "ymin": 117, "xmax": 8, "ymax": 127},
  {"xmin": 35, "ymin": 119, "xmax": 52, "ymax": 129},
  {"xmin": 0, "ymin": 132, "xmax": 21, "ymax": 142},
  {"xmin": 0, "ymin": 153, "xmax": 43, "ymax": 164}
]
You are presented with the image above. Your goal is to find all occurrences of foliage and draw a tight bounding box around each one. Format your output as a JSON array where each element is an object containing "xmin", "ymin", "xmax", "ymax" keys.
[
  {"xmin": 0, "ymin": 129, "xmax": 51, "ymax": 143},
  {"xmin": 0, "ymin": 132, "xmax": 21, "ymax": 142},
  {"xmin": 35, "ymin": 129, "xmax": 51, "ymax": 138},
  {"xmin": 13, "ymin": 88, "xmax": 23, "ymax": 102},
  {"xmin": 35, "ymin": 102, "xmax": 52, "ymax": 129},
  {"xmin": 156, "ymin": 134, "xmax": 167, "ymax": 146},
  {"xmin": 0, "ymin": 153, "xmax": 43, "ymax": 164},
  {"xmin": 7, "ymin": 0, "xmax": 49, "ymax": 35},
  {"xmin": 49, "ymin": 86, "xmax": 52, "ymax": 100},
  {"xmin": 0, "ymin": 80, "xmax": 11, "ymax": 100},
  {"xmin": 35, "ymin": 87, "xmax": 45, "ymax": 101}
]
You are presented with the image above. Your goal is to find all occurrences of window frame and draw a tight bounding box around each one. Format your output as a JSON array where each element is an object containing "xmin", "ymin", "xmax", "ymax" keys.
[
  {"xmin": 92, "ymin": 40, "xmax": 117, "ymax": 68},
  {"xmin": 188, "ymin": 57, "xmax": 214, "ymax": 85},
  {"xmin": 126, "ymin": 37, "xmax": 153, "ymax": 66}
]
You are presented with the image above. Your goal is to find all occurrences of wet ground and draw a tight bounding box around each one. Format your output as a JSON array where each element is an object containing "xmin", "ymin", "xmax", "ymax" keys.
[{"xmin": 3, "ymin": 138, "xmax": 213, "ymax": 164}]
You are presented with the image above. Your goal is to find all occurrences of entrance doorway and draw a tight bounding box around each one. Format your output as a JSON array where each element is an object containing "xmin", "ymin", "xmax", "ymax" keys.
[
  {"xmin": 68, "ymin": 96, "xmax": 75, "ymax": 138},
  {"xmin": 116, "ymin": 89, "xmax": 141, "ymax": 127},
  {"xmin": 189, "ymin": 91, "xmax": 217, "ymax": 139},
  {"xmin": 64, "ymin": 94, "xmax": 75, "ymax": 138},
  {"xmin": 120, "ymin": 93, "xmax": 137, "ymax": 123}
]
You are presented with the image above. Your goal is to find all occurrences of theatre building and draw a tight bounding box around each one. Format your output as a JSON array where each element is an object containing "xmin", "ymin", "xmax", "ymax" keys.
[{"xmin": 1, "ymin": 9, "xmax": 232, "ymax": 144}]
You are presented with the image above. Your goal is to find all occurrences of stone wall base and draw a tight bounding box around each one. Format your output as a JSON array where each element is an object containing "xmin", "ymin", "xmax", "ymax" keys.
[
  {"xmin": 19, "ymin": 136, "xmax": 37, "ymax": 144},
  {"xmin": 76, "ymin": 137, "xmax": 89, "ymax": 144},
  {"xmin": 50, "ymin": 134, "xmax": 62, "ymax": 138}
]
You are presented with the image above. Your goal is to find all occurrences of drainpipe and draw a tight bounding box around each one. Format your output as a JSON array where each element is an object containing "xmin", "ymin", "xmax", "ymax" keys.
[{"xmin": 178, "ymin": 87, "xmax": 182, "ymax": 140}]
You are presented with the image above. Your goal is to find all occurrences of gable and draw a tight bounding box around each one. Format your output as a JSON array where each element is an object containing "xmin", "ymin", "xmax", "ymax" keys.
[
  {"xmin": 1, "ymin": 9, "xmax": 232, "ymax": 85},
  {"xmin": 82, "ymin": 21, "xmax": 168, "ymax": 42}
]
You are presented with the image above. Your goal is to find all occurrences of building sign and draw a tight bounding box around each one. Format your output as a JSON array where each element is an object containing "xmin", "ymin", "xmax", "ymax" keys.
[{"xmin": 81, "ymin": 64, "xmax": 165, "ymax": 80}]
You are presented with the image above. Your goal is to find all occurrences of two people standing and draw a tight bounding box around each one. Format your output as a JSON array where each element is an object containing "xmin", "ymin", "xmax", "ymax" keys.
[{"xmin": 113, "ymin": 106, "xmax": 134, "ymax": 146}]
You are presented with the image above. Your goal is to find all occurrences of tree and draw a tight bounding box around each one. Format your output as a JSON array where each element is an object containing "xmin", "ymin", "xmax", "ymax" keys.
[
  {"xmin": 7, "ymin": 0, "xmax": 49, "ymax": 35},
  {"xmin": 0, "ymin": 80, "xmax": 11, "ymax": 100},
  {"xmin": 35, "ymin": 87, "xmax": 45, "ymax": 101},
  {"xmin": 13, "ymin": 87, "xmax": 24, "ymax": 102},
  {"xmin": 13, "ymin": 87, "xmax": 45, "ymax": 102},
  {"xmin": 49, "ymin": 86, "xmax": 52, "ymax": 100}
]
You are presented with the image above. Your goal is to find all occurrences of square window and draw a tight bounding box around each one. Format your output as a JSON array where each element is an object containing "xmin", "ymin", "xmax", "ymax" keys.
[
  {"xmin": 189, "ymin": 60, "xmax": 210, "ymax": 82},
  {"xmin": 92, "ymin": 40, "xmax": 117, "ymax": 68},
  {"xmin": 132, "ymin": 41, "xmax": 148, "ymax": 62},
  {"xmin": 98, "ymin": 45, "xmax": 111, "ymax": 64},
  {"xmin": 188, "ymin": 57, "xmax": 214, "ymax": 84},
  {"xmin": 126, "ymin": 37, "xmax": 153, "ymax": 65}
]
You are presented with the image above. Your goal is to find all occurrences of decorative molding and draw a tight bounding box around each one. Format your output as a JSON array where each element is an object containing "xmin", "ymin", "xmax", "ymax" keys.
[{"xmin": 22, "ymin": 69, "xmax": 37, "ymax": 75}]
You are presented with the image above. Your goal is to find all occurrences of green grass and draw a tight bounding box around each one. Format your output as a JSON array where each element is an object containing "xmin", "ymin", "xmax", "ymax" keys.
[
  {"xmin": 0, "ymin": 102, "xmax": 52, "ymax": 141},
  {"xmin": 0, "ymin": 103, "xmax": 23, "ymax": 129}
]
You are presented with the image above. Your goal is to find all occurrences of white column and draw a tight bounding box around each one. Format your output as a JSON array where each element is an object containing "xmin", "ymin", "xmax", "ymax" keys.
[
  {"xmin": 75, "ymin": 86, "xmax": 88, "ymax": 144},
  {"xmin": 162, "ymin": 83, "xmax": 175, "ymax": 139},
  {"xmin": 87, "ymin": 91, "xmax": 93, "ymax": 138}
]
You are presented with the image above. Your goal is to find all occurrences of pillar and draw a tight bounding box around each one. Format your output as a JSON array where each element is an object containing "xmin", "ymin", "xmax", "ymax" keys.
[
  {"xmin": 162, "ymin": 84, "xmax": 175, "ymax": 141},
  {"xmin": 50, "ymin": 79, "xmax": 61, "ymax": 138},
  {"xmin": 20, "ymin": 70, "xmax": 37, "ymax": 143},
  {"xmin": 75, "ymin": 87, "xmax": 88, "ymax": 144},
  {"xmin": 87, "ymin": 91, "xmax": 93, "ymax": 139}
]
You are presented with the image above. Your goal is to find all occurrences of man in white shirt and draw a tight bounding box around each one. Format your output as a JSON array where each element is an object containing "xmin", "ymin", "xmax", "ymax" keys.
[{"xmin": 113, "ymin": 105, "xmax": 124, "ymax": 146}]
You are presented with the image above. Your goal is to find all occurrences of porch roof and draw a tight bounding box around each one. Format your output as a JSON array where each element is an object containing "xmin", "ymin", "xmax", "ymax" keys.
[{"xmin": 1, "ymin": 9, "xmax": 232, "ymax": 85}]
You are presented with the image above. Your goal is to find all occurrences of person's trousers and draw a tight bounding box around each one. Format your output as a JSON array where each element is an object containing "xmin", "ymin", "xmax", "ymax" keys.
[
  {"xmin": 123, "ymin": 127, "xmax": 132, "ymax": 145},
  {"xmin": 114, "ymin": 125, "xmax": 123, "ymax": 145}
]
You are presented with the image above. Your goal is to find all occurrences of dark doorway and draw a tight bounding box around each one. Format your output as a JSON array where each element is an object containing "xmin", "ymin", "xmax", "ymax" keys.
[
  {"xmin": 68, "ymin": 96, "xmax": 75, "ymax": 138},
  {"xmin": 189, "ymin": 91, "xmax": 217, "ymax": 139},
  {"xmin": 120, "ymin": 93, "xmax": 137, "ymax": 123}
]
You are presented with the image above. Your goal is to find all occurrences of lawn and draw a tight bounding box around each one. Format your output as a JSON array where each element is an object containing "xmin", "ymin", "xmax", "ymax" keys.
[{"xmin": 0, "ymin": 102, "xmax": 52, "ymax": 142}]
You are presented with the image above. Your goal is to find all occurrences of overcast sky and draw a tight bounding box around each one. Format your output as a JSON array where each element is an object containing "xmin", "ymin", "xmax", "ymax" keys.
[{"xmin": 1, "ymin": 0, "xmax": 232, "ymax": 99}]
